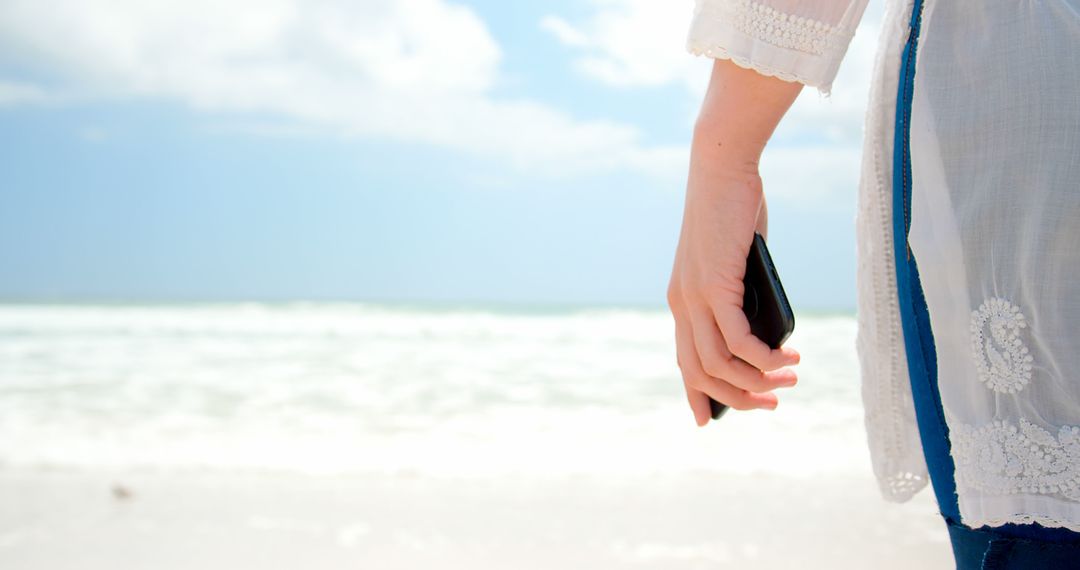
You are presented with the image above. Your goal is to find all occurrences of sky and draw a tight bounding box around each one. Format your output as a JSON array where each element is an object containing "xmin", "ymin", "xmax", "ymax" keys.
[{"xmin": 0, "ymin": 0, "xmax": 883, "ymax": 311}]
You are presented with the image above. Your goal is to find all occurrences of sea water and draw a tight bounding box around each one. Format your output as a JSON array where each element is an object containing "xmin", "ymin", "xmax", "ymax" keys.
[{"xmin": 0, "ymin": 303, "xmax": 869, "ymax": 479}]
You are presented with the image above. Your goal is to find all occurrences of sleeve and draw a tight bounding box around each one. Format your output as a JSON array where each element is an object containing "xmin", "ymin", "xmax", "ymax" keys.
[{"xmin": 686, "ymin": 0, "xmax": 870, "ymax": 95}]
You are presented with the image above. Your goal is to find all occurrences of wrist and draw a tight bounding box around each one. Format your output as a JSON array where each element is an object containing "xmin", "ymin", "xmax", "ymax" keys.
[
  {"xmin": 690, "ymin": 118, "xmax": 766, "ymax": 174},
  {"xmin": 688, "ymin": 59, "xmax": 803, "ymax": 174}
]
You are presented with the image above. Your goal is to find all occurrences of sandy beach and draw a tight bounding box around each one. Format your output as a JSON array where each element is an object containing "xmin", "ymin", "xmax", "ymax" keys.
[{"xmin": 0, "ymin": 468, "xmax": 951, "ymax": 569}]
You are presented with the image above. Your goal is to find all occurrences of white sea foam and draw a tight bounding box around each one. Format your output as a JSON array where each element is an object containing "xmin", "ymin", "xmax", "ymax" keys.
[{"xmin": 0, "ymin": 303, "xmax": 868, "ymax": 478}]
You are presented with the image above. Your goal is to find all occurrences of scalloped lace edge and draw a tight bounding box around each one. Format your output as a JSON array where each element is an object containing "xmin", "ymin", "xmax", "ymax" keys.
[
  {"xmin": 964, "ymin": 514, "xmax": 1080, "ymax": 534},
  {"xmin": 686, "ymin": 41, "xmax": 832, "ymax": 96}
]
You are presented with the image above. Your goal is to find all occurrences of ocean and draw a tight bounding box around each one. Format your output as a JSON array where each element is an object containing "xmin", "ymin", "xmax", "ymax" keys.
[
  {"xmin": 0, "ymin": 302, "xmax": 868, "ymax": 476},
  {"xmin": 0, "ymin": 303, "xmax": 950, "ymax": 569}
]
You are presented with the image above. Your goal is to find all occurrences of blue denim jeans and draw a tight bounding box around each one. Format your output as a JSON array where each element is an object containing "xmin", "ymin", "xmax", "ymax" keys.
[{"xmin": 891, "ymin": 0, "xmax": 1080, "ymax": 567}]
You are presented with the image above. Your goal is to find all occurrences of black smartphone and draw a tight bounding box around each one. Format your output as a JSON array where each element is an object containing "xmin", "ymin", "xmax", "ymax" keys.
[{"xmin": 709, "ymin": 233, "xmax": 795, "ymax": 420}]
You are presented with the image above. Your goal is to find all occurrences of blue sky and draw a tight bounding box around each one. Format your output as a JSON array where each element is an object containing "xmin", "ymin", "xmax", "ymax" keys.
[{"xmin": 0, "ymin": 0, "xmax": 882, "ymax": 310}]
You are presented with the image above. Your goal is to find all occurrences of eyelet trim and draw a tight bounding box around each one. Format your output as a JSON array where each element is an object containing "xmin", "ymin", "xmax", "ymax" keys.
[
  {"xmin": 970, "ymin": 297, "xmax": 1033, "ymax": 394},
  {"xmin": 726, "ymin": 0, "xmax": 842, "ymax": 56}
]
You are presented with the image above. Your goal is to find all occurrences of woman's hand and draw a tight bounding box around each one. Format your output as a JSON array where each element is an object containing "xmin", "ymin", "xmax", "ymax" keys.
[{"xmin": 667, "ymin": 59, "xmax": 804, "ymax": 426}]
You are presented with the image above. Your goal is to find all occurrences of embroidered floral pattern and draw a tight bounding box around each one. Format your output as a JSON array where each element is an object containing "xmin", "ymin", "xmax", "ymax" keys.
[
  {"xmin": 727, "ymin": 0, "xmax": 840, "ymax": 56},
  {"xmin": 970, "ymin": 297, "xmax": 1033, "ymax": 394},
  {"xmin": 952, "ymin": 418, "xmax": 1080, "ymax": 501}
]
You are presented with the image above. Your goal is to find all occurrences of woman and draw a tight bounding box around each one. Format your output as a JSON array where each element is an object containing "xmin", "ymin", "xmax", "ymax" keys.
[{"xmin": 666, "ymin": 0, "xmax": 1080, "ymax": 566}]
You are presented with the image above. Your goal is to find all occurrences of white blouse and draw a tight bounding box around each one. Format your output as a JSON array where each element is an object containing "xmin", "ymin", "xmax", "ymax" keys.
[{"xmin": 687, "ymin": 0, "xmax": 1080, "ymax": 531}]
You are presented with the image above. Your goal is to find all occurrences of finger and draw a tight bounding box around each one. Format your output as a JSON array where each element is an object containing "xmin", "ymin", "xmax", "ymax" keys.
[
  {"xmin": 683, "ymin": 377, "xmax": 712, "ymax": 427},
  {"xmin": 689, "ymin": 307, "xmax": 797, "ymax": 393},
  {"xmin": 712, "ymin": 303, "xmax": 800, "ymax": 371},
  {"xmin": 675, "ymin": 316, "xmax": 778, "ymax": 412},
  {"xmin": 674, "ymin": 314, "xmax": 713, "ymax": 426}
]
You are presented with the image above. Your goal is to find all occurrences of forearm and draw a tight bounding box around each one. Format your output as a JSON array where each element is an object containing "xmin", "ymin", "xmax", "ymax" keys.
[
  {"xmin": 690, "ymin": 59, "xmax": 803, "ymax": 176},
  {"xmin": 669, "ymin": 58, "xmax": 805, "ymax": 423}
]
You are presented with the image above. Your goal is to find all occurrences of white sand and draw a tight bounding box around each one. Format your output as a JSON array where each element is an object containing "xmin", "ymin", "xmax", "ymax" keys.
[{"xmin": 0, "ymin": 468, "xmax": 952, "ymax": 569}]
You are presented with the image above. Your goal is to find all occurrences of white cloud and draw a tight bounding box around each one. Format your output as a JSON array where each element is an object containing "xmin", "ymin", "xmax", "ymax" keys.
[
  {"xmin": 0, "ymin": 0, "xmax": 887, "ymax": 186},
  {"xmin": 539, "ymin": 16, "xmax": 591, "ymax": 49},
  {"xmin": 541, "ymin": 1, "xmax": 701, "ymax": 90},
  {"xmin": 0, "ymin": 0, "xmax": 500, "ymax": 97},
  {"xmin": 759, "ymin": 146, "xmax": 862, "ymax": 202},
  {"xmin": 542, "ymin": 0, "xmax": 886, "ymax": 148},
  {"xmin": 0, "ymin": 80, "xmax": 50, "ymax": 105},
  {"xmin": 538, "ymin": 0, "xmax": 888, "ymax": 203},
  {"xmin": 0, "ymin": 0, "xmax": 683, "ymax": 177}
]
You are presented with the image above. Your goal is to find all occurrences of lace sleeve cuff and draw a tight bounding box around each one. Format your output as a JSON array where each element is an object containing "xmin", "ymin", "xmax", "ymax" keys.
[{"xmin": 686, "ymin": 0, "xmax": 863, "ymax": 95}]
